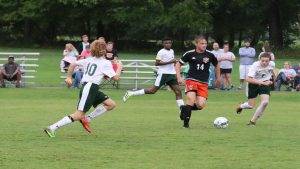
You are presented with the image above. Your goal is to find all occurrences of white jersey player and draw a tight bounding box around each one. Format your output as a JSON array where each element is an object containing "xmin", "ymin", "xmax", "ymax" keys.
[
  {"xmin": 236, "ymin": 53, "xmax": 275, "ymax": 126},
  {"xmin": 44, "ymin": 40, "xmax": 123, "ymax": 137}
]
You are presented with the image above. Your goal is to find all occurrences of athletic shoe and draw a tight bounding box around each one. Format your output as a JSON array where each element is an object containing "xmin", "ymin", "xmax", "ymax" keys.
[
  {"xmin": 80, "ymin": 118, "xmax": 92, "ymax": 133},
  {"xmin": 122, "ymin": 91, "xmax": 132, "ymax": 102},
  {"xmin": 247, "ymin": 121, "xmax": 256, "ymax": 126},
  {"xmin": 44, "ymin": 127, "xmax": 55, "ymax": 138},
  {"xmin": 183, "ymin": 119, "xmax": 190, "ymax": 128},
  {"xmin": 236, "ymin": 103, "xmax": 243, "ymax": 114},
  {"xmin": 179, "ymin": 105, "xmax": 185, "ymax": 120}
]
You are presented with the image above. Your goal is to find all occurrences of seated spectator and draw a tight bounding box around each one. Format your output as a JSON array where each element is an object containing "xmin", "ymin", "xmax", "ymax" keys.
[
  {"xmin": 0, "ymin": 56, "xmax": 21, "ymax": 88},
  {"xmin": 60, "ymin": 43, "xmax": 78, "ymax": 72},
  {"xmin": 77, "ymin": 35, "xmax": 89, "ymax": 54},
  {"xmin": 80, "ymin": 45, "xmax": 91, "ymax": 58},
  {"xmin": 72, "ymin": 55, "xmax": 84, "ymax": 89},
  {"xmin": 275, "ymin": 61, "xmax": 297, "ymax": 91},
  {"xmin": 292, "ymin": 62, "xmax": 300, "ymax": 91},
  {"xmin": 258, "ymin": 44, "xmax": 275, "ymax": 61}
]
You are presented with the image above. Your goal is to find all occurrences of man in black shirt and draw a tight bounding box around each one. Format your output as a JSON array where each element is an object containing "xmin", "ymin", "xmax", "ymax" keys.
[
  {"xmin": 176, "ymin": 35, "xmax": 221, "ymax": 128},
  {"xmin": 105, "ymin": 42, "xmax": 118, "ymax": 61}
]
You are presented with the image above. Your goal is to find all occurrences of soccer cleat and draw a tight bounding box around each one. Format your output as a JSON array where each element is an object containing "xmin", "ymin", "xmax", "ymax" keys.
[
  {"xmin": 122, "ymin": 91, "xmax": 132, "ymax": 103},
  {"xmin": 183, "ymin": 119, "xmax": 190, "ymax": 128},
  {"xmin": 247, "ymin": 121, "xmax": 256, "ymax": 126},
  {"xmin": 79, "ymin": 118, "xmax": 92, "ymax": 133},
  {"xmin": 44, "ymin": 128, "xmax": 55, "ymax": 138},
  {"xmin": 236, "ymin": 104, "xmax": 243, "ymax": 114}
]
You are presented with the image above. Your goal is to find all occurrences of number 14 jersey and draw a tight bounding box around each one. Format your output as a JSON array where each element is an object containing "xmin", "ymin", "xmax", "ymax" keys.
[
  {"xmin": 76, "ymin": 57, "xmax": 116, "ymax": 85},
  {"xmin": 179, "ymin": 49, "xmax": 218, "ymax": 84}
]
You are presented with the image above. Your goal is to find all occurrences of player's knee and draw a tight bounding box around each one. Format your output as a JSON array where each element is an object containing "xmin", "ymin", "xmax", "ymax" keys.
[
  {"xmin": 261, "ymin": 101, "xmax": 269, "ymax": 107},
  {"xmin": 106, "ymin": 101, "xmax": 116, "ymax": 110}
]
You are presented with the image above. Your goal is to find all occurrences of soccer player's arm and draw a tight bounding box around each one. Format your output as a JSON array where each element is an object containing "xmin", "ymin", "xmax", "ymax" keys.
[
  {"xmin": 65, "ymin": 60, "xmax": 84, "ymax": 86},
  {"xmin": 104, "ymin": 60, "xmax": 123, "ymax": 81},
  {"xmin": 155, "ymin": 53, "xmax": 176, "ymax": 66},
  {"xmin": 176, "ymin": 54, "xmax": 189, "ymax": 84},
  {"xmin": 246, "ymin": 66, "xmax": 272, "ymax": 86}
]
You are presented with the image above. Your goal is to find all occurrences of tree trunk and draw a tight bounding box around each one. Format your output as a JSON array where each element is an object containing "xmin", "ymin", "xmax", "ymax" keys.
[
  {"xmin": 268, "ymin": 0, "xmax": 283, "ymax": 49},
  {"xmin": 238, "ymin": 30, "xmax": 243, "ymax": 47},
  {"xmin": 229, "ymin": 31, "xmax": 235, "ymax": 48}
]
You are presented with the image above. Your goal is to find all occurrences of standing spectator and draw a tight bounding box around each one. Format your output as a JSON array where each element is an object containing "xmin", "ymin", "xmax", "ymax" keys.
[
  {"xmin": 210, "ymin": 42, "xmax": 223, "ymax": 58},
  {"xmin": 81, "ymin": 45, "xmax": 91, "ymax": 58},
  {"xmin": 208, "ymin": 42, "xmax": 222, "ymax": 89},
  {"xmin": 238, "ymin": 39, "xmax": 256, "ymax": 89},
  {"xmin": 217, "ymin": 43, "xmax": 236, "ymax": 90},
  {"xmin": 77, "ymin": 35, "xmax": 89, "ymax": 54},
  {"xmin": 275, "ymin": 61, "xmax": 297, "ymax": 91},
  {"xmin": 258, "ymin": 44, "xmax": 275, "ymax": 61},
  {"xmin": 0, "ymin": 56, "xmax": 21, "ymax": 88},
  {"xmin": 292, "ymin": 62, "xmax": 300, "ymax": 90}
]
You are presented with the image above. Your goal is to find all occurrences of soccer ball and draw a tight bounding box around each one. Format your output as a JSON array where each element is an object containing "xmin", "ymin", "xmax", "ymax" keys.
[{"xmin": 213, "ymin": 117, "xmax": 229, "ymax": 129}]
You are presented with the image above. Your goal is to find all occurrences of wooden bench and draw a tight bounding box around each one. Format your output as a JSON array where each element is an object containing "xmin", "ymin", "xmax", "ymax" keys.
[{"xmin": 0, "ymin": 52, "xmax": 39, "ymax": 87}]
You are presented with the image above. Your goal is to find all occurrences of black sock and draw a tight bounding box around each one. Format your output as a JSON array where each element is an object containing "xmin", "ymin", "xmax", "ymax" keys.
[
  {"xmin": 192, "ymin": 104, "xmax": 202, "ymax": 110},
  {"xmin": 186, "ymin": 105, "xmax": 193, "ymax": 119}
]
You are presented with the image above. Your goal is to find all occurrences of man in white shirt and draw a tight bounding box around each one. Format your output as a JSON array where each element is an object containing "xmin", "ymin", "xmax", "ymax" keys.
[
  {"xmin": 123, "ymin": 37, "xmax": 184, "ymax": 111},
  {"xmin": 236, "ymin": 53, "xmax": 275, "ymax": 126}
]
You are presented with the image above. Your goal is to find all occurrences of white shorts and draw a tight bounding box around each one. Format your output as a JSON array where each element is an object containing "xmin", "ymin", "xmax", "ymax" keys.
[{"xmin": 239, "ymin": 65, "xmax": 251, "ymax": 80}]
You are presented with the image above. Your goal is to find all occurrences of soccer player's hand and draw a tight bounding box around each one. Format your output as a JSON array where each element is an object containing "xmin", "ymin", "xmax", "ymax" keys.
[
  {"xmin": 177, "ymin": 76, "xmax": 184, "ymax": 85},
  {"xmin": 262, "ymin": 80, "xmax": 273, "ymax": 86},
  {"xmin": 65, "ymin": 77, "xmax": 73, "ymax": 88},
  {"xmin": 215, "ymin": 78, "xmax": 222, "ymax": 88}
]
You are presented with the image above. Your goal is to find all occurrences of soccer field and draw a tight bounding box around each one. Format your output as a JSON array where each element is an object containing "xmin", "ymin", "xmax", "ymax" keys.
[
  {"xmin": 1, "ymin": 88, "xmax": 299, "ymax": 169},
  {"xmin": 0, "ymin": 48, "xmax": 299, "ymax": 168}
]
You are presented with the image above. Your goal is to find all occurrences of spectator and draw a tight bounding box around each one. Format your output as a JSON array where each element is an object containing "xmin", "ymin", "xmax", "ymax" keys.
[
  {"xmin": 275, "ymin": 61, "xmax": 297, "ymax": 91},
  {"xmin": 0, "ymin": 56, "xmax": 21, "ymax": 88},
  {"xmin": 217, "ymin": 43, "xmax": 236, "ymax": 90},
  {"xmin": 292, "ymin": 62, "xmax": 300, "ymax": 91},
  {"xmin": 238, "ymin": 39, "xmax": 256, "ymax": 89},
  {"xmin": 72, "ymin": 55, "xmax": 84, "ymax": 89},
  {"xmin": 209, "ymin": 42, "xmax": 223, "ymax": 89},
  {"xmin": 106, "ymin": 42, "xmax": 119, "ymax": 72},
  {"xmin": 98, "ymin": 37, "xmax": 106, "ymax": 43},
  {"xmin": 77, "ymin": 35, "xmax": 89, "ymax": 54},
  {"xmin": 258, "ymin": 44, "xmax": 275, "ymax": 61},
  {"xmin": 81, "ymin": 45, "xmax": 91, "ymax": 58},
  {"xmin": 210, "ymin": 42, "xmax": 223, "ymax": 58},
  {"xmin": 105, "ymin": 42, "xmax": 118, "ymax": 61},
  {"xmin": 60, "ymin": 43, "xmax": 78, "ymax": 72}
]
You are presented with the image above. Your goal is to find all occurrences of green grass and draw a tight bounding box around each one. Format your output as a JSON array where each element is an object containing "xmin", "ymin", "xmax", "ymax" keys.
[
  {"xmin": 0, "ymin": 47, "xmax": 300, "ymax": 168},
  {"xmin": 0, "ymin": 88, "xmax": 299, "ymax": 169}
]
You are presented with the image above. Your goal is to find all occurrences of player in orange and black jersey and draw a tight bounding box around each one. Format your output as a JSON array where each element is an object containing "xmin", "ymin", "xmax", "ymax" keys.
[{"xmin": 175, "ymin": 35, "xmax": 221, "ymax": 128}]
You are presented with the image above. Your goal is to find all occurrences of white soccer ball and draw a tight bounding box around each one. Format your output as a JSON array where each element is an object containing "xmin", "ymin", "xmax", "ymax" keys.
[{"xmin": 213, "ymin": 117, "xmax": 229, "ymax": 129}]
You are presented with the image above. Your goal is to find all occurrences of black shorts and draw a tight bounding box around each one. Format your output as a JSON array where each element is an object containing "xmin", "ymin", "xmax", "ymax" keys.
[
  {"xmin": 220, "ymin": 68, "xmax": 232, "ymax": 74},
  {"xmin": 248, "ymin": 83, "xmax": 271, "ymax": 99},
  {"xmin": 3, "ymin": 74, "xmax": 18, "ymax": 81}
]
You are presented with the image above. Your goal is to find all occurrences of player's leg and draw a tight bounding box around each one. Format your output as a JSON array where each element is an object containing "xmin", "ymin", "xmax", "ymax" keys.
[
  {"xmin": 180, "ymin": 91, "xmax": 196, "ymax": 128},
  {"xmin": 123, "ymin": 74, "xmax": 165, "ymax": 102},
  {"xmin": 248, "ymin": 94, "xmax": 269, "ymax": 126},
  {"xmin": 169, "ymin": 84, "xmax": 184, "ymax": 109},
  {"xmin": 44, "ymin": 110, "xmax": 85, "ymax": 137},
  {"xmin": 236, "ymin": 83, "xmax": 257, "ymax": 114}
]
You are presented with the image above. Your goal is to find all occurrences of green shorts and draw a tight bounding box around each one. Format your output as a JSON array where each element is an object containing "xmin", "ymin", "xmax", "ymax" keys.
[
  {"xmin": 154, "ymin": 74, "xmax": 178, "ymax": 87},
  {"xmin": 77, "ymin": 82, "xmax": 109, "ymax": 112},
  {"xmin": 248, "ymin": 83, "xmax": 271, "ymax": 99}
]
